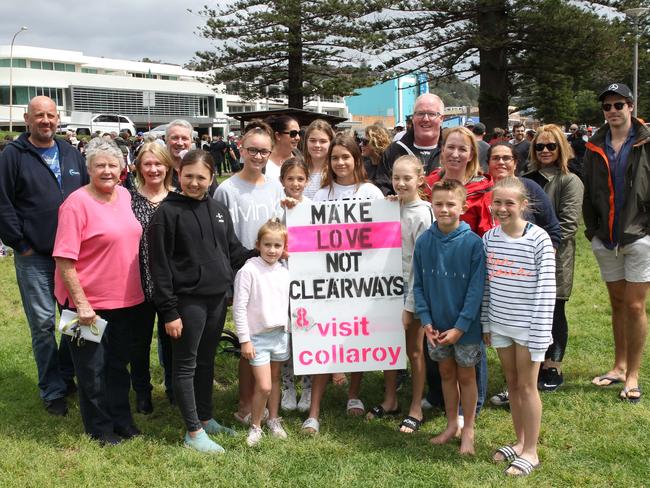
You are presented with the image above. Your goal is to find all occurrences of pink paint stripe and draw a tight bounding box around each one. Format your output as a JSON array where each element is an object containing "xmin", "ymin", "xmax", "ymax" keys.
[{"xmin": 288, "ymin": 222, "xmax": 401, "ymax": 253}]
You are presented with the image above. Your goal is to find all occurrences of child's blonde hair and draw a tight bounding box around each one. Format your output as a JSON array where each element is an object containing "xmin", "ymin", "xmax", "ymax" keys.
[
  {"xmin": 393, "ymin": 154, "xmax": 424, "ymax": 176},
  {"xmin": 256, "ymin": 218, "xmax": 288, "ymax": 246},
  {"xmin": 492, "ymin": 176, "xmax": 529, "ymax": 203}
]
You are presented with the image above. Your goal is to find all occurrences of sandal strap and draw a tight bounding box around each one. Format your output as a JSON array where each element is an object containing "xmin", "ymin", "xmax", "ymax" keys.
[
  {"xmin": 496, "ymin": 445, "xmax": 518, "ymax": 462},
  {"xmin": 509, "ymin": 457, "xmax": 535, "ymax": 475},
  {"xmin": 399, "ymin": 415, "xmax": 422, "ymax": 430}
]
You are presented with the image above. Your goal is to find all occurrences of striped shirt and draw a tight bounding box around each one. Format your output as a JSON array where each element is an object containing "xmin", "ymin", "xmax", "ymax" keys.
[{"xmin": 481, "ymin": 224, "xmax": 556, "ymax": 354}]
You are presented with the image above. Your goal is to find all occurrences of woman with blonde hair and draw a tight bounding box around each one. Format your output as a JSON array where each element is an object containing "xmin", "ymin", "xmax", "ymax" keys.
[
  {"xmin": 523, "ymin": 124, "xmax": 583, "ymax": 392},
  {"xmin": 361, "ymin": 124, "xmax": 392, "ymax": 185}
]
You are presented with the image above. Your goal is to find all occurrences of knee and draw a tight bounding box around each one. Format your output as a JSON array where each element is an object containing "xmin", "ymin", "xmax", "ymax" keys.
[
  {"xmin": 625, "ymin": 299, "xmax": 647, "ymax": 319},
  {"xmin": 257, "ymin": 382, "xmax": 272, "ymax": 398}
]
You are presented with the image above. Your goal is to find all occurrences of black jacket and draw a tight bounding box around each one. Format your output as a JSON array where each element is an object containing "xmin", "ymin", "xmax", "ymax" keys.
[
  {"xmin": 583, "ymin": 118, "xmax": 650, "ymax": 246},
  {"xmin": 0, "ymin": 133, "xmax": 88, "ymax": 255},
  {"xmin": 148, "ymin": 192, "xmax": 254, "ymax": 323},
  {"xmin": 375, "ymin": 130, "xmax": 441, "ymax": 195}
]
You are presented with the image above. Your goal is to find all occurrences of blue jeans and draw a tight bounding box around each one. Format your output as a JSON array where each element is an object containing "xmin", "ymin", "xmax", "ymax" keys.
[{"xmin": 14, "ymin": 253, "xmax": 73, "ymax": 401}]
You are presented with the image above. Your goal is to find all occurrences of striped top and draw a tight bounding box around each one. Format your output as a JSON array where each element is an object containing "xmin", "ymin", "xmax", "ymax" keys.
[{"xmin": 481, "ymin": 224, "xmax": 556, "ymax": 354}]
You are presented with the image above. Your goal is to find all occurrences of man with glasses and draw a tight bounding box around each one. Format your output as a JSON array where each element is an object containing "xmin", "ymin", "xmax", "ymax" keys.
[
  {"xmin": 376, "ymin": 93, "xmax": 444, "ymax": 195},
  {"xmin": 583, "ymin": 83, "xmax": 650, "ymax": 403}
]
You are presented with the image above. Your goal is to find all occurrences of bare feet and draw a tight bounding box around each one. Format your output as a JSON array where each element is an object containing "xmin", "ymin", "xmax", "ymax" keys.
[
  {"xmin": 429, "ymin": 423, "xmax": 460, "ymax": 445},
  {"xmin": 459, "ymin": 427, "xmax": 475, "ymax": 455}
]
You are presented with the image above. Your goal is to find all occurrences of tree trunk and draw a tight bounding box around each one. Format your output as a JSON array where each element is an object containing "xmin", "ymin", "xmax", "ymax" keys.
[
  {"xmin": 286, "ymin": 1, "xmax": 304, "ymax": 109},
  {"xmin": 477, "ymin": 0, "xmax": 509, "ymax": 133}
]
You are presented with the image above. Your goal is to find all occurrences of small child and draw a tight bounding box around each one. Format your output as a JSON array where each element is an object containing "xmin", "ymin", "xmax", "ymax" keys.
[
  {"xmin": 234, "ymin": 218, "xmax": 291, "ymax": 447},
  {"xmin": 482, "ymin": 177, "xmax": 556, "ymax": 476},
  {"xmin": 413, "ymin": 179, "xmax": 486, "ymax": 455},
  {"xmin": 366, "ymin": 155, "xmax": 433, "ymax": 435},
  {"xmin": 278, "ymin": 158, "xmax": 312, "ymax": 412}
]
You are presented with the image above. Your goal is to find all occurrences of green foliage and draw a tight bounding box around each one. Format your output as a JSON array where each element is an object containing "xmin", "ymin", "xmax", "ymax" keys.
[
  {"xmin": 192, "ymin": 0, "xmax": 384, "ymax": 109},
  {"xmin": 0, "ymin": 226, "xmax": 649, "ymax": 486},
  {"xmin": 575, "ymin": 90, "xmax": 606, "ymax": 125}
]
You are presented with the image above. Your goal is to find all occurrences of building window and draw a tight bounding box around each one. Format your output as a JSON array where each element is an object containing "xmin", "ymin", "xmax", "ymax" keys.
[
  {"xmin": 161, "ymin": 75, "xmax": 178, "ymax": 81},
  {"xmin": 0, "ymin": 58, "xmax": 27, "ymax": 68},
  {"xmin": 54, "ymin": 63, "xmax": 66, "ymax": 71},
  {"xmin": 216, "ymin": 98, "xmax": 223, "ymax": 112},
  {"xmin": 81, "ymin": 68, "xmax": 98, "ymax": 74},
  {"xmin": 65, "ymin": 64, "xmax": 76, "ymax": 72},
  {"xmin": 30, "ymin": 60, "xmax": 42, "ymax": 69},
  {"xmin": 0, "ymin": 86, "xmax": 63, "ymax": 106},
  {"xmin": 42, "ymin": 61, "xmax": 53, "ymax": 70}
]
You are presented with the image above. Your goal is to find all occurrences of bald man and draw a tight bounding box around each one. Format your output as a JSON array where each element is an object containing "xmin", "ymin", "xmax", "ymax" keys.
[
  {"xmin": 0, "ymin": 96, "xmax": 88, "ymax": 415},
  {"xmin": 375, "ymin": 93, "xmax": 444, "ymax": 195}
]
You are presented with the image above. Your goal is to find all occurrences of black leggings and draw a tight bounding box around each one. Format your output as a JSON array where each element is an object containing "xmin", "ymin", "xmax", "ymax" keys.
[
  {"xmin": 171, "ymin": 294, "xmax": 227, "ymax": 432},
  {"xmin": 545, "ymin": 299, "xmax": 568, "ymax": 362}
]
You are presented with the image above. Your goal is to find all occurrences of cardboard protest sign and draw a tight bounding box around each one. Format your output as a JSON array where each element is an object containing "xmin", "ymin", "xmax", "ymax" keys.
[{"xmin": 287, "ymin": 199, "xmax": 407, "ymax": 375}]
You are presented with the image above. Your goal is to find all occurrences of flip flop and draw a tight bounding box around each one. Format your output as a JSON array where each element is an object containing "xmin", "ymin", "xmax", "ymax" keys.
[
  {"xmin": 592, "ymin": 374, "xmax": 624, "ymax": 387},
  {"xmin": 505, "ymin": 457, "xmax": 540, "ymax": 477},
  {"xmin": 398, "ymin": 415, "xmax": 423, "ymax": 433},
  {"xmin": 366, "ymin": 404, "xmax": 400, "ymax": 420},
  {"xmin": 620, "ymin": 386, "xmax": 642, "ymax": 404}
]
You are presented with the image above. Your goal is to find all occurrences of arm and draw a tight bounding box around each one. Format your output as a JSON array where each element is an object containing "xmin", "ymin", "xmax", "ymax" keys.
[
  {"xmin": 527, "ymin": 180, "xmax": 561, "ymax": 249},
  {"xmin": 581, "ymin": 151, "xmax": 597, "ymax": 241},
  {"xmin": 556, "ymin": 174, "xmax": 584, "ymax": 241},
  {"xmin": 0, "ymin": 151, "xmax": 32, "ymax": 253},
  {"xmin": 54, "ymin": 257, "xmax": 97, "ymax": 325},
  {"xmin": 404, "ymin": 207, "xmax": 433, "ymax": 313},
  {"xmin": 480, "ymin": 234, "xmax": 491, "ymax": 334},
  {"xmin": 233, "ymin": 267, "xmax": 255, "ymax": 359},
  {"xmin": 147, "ymin": 210, "xmax": 179, "ymax": 324},
  {"xmin": 528, "ymin": 232, "xmax": 557, "ymax": 354},
  {"xmin": 412, "ymin": 241, "xmax": 433, "ymax": 327}
]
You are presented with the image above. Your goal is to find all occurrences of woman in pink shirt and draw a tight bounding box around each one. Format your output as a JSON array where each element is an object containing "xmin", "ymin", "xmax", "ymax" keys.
[{"xmin": 53, "ymin": 138, "xmax": 147, "ymax": 446}]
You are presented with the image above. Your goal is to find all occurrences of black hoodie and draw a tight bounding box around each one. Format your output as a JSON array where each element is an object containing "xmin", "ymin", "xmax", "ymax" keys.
[{"xmin": 148, "ymin": 192, "xmax": 254, "ymax": 323}]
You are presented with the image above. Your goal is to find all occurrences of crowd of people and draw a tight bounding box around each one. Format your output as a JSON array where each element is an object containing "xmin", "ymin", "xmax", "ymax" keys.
[{"xmin": 0, "ymin": 82, "xmax": 647, "ymax": 478}]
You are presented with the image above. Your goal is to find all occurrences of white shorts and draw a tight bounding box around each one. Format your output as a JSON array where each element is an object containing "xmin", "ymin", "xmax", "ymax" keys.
[
  {"xmin": 490, "ymin": 332, "xmax": 546, "ymax": 362},
  {"xmin": 591, "ymin": 236, "xmax": 650, "ymax": 283},
  {"xmin": 249, "ymin": 328, "xmax": 290, "ymax": 367}
]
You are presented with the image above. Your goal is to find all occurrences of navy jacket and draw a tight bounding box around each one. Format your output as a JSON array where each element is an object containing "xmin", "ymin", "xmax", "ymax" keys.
[{"xmin": 0, "ymin": 133, "xmax": 88, "ymax": 255}]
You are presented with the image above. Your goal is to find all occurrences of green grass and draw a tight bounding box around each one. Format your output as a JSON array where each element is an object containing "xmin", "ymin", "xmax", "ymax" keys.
[{"xmin": 0, "ymin": 230, "xmax": 649, "ymax": 487}]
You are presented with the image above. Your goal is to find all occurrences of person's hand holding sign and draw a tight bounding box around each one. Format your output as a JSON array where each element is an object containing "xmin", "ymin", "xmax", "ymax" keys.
[{"xmin": 240, "ymin": 341, "xmax": 256, "ymax": 360}]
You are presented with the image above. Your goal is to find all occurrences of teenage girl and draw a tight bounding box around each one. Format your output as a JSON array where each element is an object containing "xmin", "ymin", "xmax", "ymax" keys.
[
  {"xmin": 366, "ymin": 155, "xmax": 433, "ymax": 435},
  {"xmin": 482, "ymin": 177, "xmax": 556, "ymax": 477},
  {"xmin": 148, "ymin": 150, "xmax": 254, "ymax": 454},
  {"xmin": 234, "ymin": 219, "xmax": 291, "ymax": 447},
  {"xmin": 303, "ymin": 134, "xmax": 384, "ymax": 434},
  {"xmin": 302, "ymin": 119, "xmax": 334, "ymax": 199},
  {"xmin": 214, "ymin": 124, "xmax": 284, "ymax": 425},
  {"xmin": 278, "ymin": 158, "xmax": 313, "ymax": 412}
]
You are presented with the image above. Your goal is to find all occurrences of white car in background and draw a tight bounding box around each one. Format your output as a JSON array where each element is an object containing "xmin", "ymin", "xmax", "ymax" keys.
[{"xmin": 58, "ymin": 113, "xmax": 136, "ymax": 137}]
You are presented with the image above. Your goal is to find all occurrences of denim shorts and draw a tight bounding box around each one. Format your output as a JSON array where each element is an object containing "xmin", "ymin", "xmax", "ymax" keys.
[
  {"xmin": 249, "ymin": 327, "xmax": 290, "ymax": 367},
  {"xmin": 427, "ymin": 341, "xmax": 482, "ymax": 368},
  {"xmin": 490, "ymin": 332, "xmax": 546, "ymax": 362}
]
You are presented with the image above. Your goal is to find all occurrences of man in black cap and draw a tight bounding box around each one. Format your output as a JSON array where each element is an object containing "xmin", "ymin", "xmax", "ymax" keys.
[
  {"xmin": 471, "ymin": 122, "xmax": 490, "ymax": 172},
  {"xmin": 583, "ymin": 83, "xmax": 650, "ymax": 403}
]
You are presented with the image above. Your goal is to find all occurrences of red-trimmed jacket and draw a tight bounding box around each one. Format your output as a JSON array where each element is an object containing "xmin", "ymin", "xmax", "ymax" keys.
[
  {"xmin": 424, "ymin": 170, "xmax": 494, "ymax": 236},
  {"xmin": 583, "ymin": 118, "xmax": 650, "ymax": 246}
]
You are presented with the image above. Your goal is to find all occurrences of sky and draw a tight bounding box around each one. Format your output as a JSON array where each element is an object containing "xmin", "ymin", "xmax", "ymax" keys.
[{"xmin": 1, "ymin": 0, "xmax": 223, "ymax": 66}]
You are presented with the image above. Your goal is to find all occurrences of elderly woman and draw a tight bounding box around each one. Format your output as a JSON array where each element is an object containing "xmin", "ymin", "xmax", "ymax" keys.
[
  {"xmin": 128, "ymin": 142, "xmax": 175, "ymax": 414},
  {"xmin": 361, "ymin": 124, "xmax": 392, "ymax": 185},
  {"xmin": 53, "ymin": 138, "xmax": 146, "ymax": 446},
  {"xmin": 523, "ymin": 124, "xmax": 584, "ymax": 392}
]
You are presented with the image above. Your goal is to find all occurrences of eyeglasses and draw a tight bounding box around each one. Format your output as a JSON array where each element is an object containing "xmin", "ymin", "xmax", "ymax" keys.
[
  {"xmin": 489, "ymin": 155, "xmax": 514, "ymax": 162},
  {"xmin": 413, "ymin": 111, "xmax": 442, "ymax": 119},
  {"xmin": 243, "ymin": 147, "xmax": 271, "ymax": 157},
  {"xmin": 360, "ymin": 138, "xmax": 370, "ymax": 145},
  {"xmin": 281, "ymin": 130, "xmax": 300, "ymax": 138},
  {"xmin": 534, "ymin": 143, "xmax": 558, "ymax": 152},
  {"xmin": 570, "ymin": 127, "xmax": 578, "ymax": 131},
  {"xmin": 602, "ymin": 102, "xmax": 627, "ymax": 112}
]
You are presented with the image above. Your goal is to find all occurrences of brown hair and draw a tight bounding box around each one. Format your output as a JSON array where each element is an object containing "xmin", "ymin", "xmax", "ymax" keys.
[
  {"xmin": 529, "ymin": 123, "xmax": 573, "ymax": 174},
  {"xmin": 441, "ymin": 126, "xmax": 480, "ymax": 180},
  {"xmin": 321, "ymin": 134, "xmax": 368, "ymax": 191},
  {"xmin": 242, "ymin": 119, "xmax": 274, "ymax": 147},
  {"xmin": 179, "ymin": 149, "xmax": 214, "ymax": 177},
  {"xmin": 364, "ymin": 124, "xmax": 391, "ymax": 163},
  {"xmin": 430, "ymin": 178, "xmax": 467, "ymax": 203},
  {"xmin": 280, "ymin": 157, "xmax": 310, "ymax": 182},
  {"xmin": 304, "ymin": 119, "xmax": 334, "ymax": 171},
  {"xmin": 256, "ymin": 217, "xmax": 288, "ymax": 246},
  {"xmin": 134, "ymin": 143, "xmax": 174, "ymax": 189}
]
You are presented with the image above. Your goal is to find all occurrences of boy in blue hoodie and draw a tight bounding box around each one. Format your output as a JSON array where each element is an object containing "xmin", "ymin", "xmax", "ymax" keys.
[{"xmin": 413, "ymin": 179, "xmax": 486, "ymax": 455}]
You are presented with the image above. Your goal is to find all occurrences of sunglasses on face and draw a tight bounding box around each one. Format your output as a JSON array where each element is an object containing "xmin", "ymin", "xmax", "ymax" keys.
[
  {"xmin": 281, "ymin": 130, "xmax": 300, "ymax": 138},
  {"xmin": 360, "ymin": 138, "xmax": 370, "ymax": 145},
  {"xmin": 535, "ymin": 143, "xmax": 558, "ymax": 152},
  {"xmin": 602, "ymin": 102, "xmax": 627, "ymax": 112}
]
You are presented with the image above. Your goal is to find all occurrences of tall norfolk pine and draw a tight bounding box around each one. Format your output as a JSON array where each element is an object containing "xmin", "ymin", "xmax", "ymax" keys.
[{"xmin": 192, "ymin": 0, "xmax": 384, "ymax": 109}]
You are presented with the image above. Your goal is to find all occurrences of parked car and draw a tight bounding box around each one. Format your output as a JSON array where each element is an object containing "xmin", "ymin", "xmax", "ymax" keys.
[{"xmin": 58, "ymin": 113, "xmax": 136, "ymax": 137}]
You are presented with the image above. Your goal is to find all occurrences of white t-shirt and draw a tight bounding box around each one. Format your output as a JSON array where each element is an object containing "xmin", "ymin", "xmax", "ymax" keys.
[
  {"xmin": 264, "ymin": 159, "xmax": 282, "ymax": 184},
  {"xmin": 313, "ymin": 181, "xmax": 384, "ymax": 202}
]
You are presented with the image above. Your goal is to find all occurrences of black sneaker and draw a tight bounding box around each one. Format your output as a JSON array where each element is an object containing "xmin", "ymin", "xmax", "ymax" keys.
[
  {"xmin": 44, "ymin": 397, "xmax": 68, "ymax": 416},
  {"xmin": 93, "ymin": 432, "xmax": 123, "ymax": 446},
  {"xmin": 539, "ymin": 367, "xmax": 564, "ymax": 392},
  {"xmin": 136, "ymin": 392, "xmax": 153, "ymax": 415},
  {"xmin": 114, "ymin": 424, "xmax": 142, "ymax": 440}
]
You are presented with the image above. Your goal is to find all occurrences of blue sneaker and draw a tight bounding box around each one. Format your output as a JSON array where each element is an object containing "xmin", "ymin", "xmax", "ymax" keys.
[
  {"xmin": 203, "ymin": 418, "xmax": 236, "ymax": 436},
  {"xmin": 184, "ymin": 430, "xmax": 225, "ymax": 454}
]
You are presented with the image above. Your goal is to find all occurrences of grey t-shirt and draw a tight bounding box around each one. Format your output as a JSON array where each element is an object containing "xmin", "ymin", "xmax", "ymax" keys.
[{"xmin": 213, "ymin": 174, "xmax": 284, "ymax": 248}]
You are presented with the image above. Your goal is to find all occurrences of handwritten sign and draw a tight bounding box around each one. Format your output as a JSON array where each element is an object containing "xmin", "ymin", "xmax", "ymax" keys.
[{"xmin": 287, "ymin": 199, "xmax": 406, "ymax": 374}]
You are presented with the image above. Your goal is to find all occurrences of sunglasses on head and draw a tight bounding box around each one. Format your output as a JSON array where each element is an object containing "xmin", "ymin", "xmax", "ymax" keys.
[
  {"xmin": 281, "ymin": 130, "xmax": 300, "ymax": 138},
  {"xmin": 602, "ymin": 102, "xmax": 627, "ymax": 112},
  {"xmin": 534, "ymin": 143, "xmax": 558, "ymax": 152}
]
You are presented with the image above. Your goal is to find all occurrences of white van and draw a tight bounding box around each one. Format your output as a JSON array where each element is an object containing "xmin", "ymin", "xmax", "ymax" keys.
[{"xmin": 58, "ymin": 113, "xmax": 137, "ymax": 137}]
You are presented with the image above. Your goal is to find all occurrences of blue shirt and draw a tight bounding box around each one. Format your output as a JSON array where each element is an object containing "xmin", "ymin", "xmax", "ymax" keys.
[
  {"xmin": 35, "ymin": 144, "xmax": 61, "ymax": 188},
  {"xmin": 605, "ymin": 125, "xmax": 635, "ymax": 247}
]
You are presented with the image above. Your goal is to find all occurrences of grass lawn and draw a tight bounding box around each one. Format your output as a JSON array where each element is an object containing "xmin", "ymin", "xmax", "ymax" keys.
[{"xmin": 0, "ymin": 229, "xmax": 648, "ymax": 487}]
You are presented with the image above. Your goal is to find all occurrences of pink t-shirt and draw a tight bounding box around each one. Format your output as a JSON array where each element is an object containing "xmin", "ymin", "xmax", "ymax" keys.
[{"xmin": 53, "ymin": 185, "xmax": 144, "ymax": 310}]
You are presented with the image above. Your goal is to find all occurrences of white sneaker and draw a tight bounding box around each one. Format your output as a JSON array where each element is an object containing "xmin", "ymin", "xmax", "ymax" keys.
[
  {"xmin": 297, "ymin": 388, "xmax": 312, "ymax": 412},
  {"xmin": 490, "ymin": 390, "xmax": 509, "ymax": 407},
  {"xmin": 246, "ymin": 425, "xmax": 263, "ymax": 447},
  {"xmin": 281, "ymin": 386, "xmax": 298, "ymax": 411},
  {"xmin": 266, "ymin": 417, "xmax": 287, "ymax": 439},
  {"xmin": 421, "ymin": 398, "xmax": 433, "ymax": 410}
]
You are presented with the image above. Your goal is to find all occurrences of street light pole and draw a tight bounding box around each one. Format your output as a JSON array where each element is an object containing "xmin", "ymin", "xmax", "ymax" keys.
[
  {"xmin": 8, "ymin": 26, "xmax": 28, "ymax": 133},
  {"xmin": 625, "ymin": 8, "xmax": 648, "ymax": 118}
]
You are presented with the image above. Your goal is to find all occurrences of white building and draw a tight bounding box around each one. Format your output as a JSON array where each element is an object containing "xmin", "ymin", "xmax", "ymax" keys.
[{"xmin": 0, "ymin": 45, "xmax": 349, "ymax": 135}]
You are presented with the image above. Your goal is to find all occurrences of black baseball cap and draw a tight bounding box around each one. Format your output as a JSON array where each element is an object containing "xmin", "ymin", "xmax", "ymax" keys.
[{"xmin": 598, "ymin": 83, "xmax": 634, "ymax": 101}]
